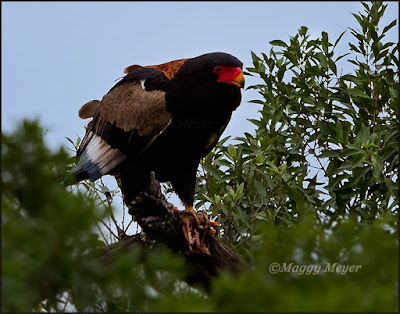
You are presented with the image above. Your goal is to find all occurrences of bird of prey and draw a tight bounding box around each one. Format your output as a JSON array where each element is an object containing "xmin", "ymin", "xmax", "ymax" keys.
[{"xmin": 71, "ymin": 52, "xmax": 244, "ymax": 210}]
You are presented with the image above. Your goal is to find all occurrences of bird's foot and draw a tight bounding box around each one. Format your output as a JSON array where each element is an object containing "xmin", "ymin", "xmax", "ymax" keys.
[
  {"xmin": 209, "ymin": 220, "xmax": 218, "ymax": 235},
  {"xmin": 210, "ymin": 220, "xmax": 219, "ymax": 227},
  {"xmin": 179, "ymin": 209, "xmax": 217, "ymax": 256}
]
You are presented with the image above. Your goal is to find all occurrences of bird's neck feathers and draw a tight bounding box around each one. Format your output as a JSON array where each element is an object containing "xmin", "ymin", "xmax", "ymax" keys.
[{"xmin": 166, "ymin": 79, "xmax": 241, "ymax": 120}]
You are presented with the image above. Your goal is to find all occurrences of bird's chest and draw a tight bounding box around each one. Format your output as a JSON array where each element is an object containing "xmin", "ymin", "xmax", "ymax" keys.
[
  {"xmin": 140, "ymin": 116, "xmax": 226, "ymax": 171},
  {"xmin": 164, "ymin": 117, "xmax": 226, "ymax": 153}
]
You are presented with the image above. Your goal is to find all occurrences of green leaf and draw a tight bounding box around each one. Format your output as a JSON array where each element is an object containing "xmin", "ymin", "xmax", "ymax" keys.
[
  {"xmin": 254, "ymin": 180, "xmax": 267, "ymax": 197},
  {"xmin": 203, "ymin": 165, "xmax": 222, "ymax": 180},
  {"xmin": 228, "ymin": 144, "xmax": 236, "ymax": 158},
  {"xmin": 328, "ymin": 173, "xmax": 351, "ymax": 190},
  {"xmin": 326, "ymin": 159, "xmax": 341, "ymax": 176},
  {"xmin": 299, "ymin": 26, "xmax": 308, "ymax": 36},
  {"xmin": 255, "ymin": 212, "xmax": 269, "ymax": 222},
  {"xmin": 347, "ymin": 167, "xmax": 370, "ymax": 188},
  {"xmin": 334, "ymin": 30, "xmax": 347, "ymax": 48},
  {"xmin": 328, "ymin": 59, "xmax": 337, "ymax": 75},
  {"xmin": 335, "ymin": 52, "xmax": 351, "ymax": 62},
  {"xmin": 349, "ymin": 42, "xmax": 361, "ymax": 53},
  {"xmin": 348, "ymin": 88, "xmax": 370, "ymax": 99},
  {"xmin": 248, "ymin": 119, "xmax": 262, "ymax": 127},
  {"xmin": 203, "ymin": 194, "xmax": 214, "ymax": 203},
  {"xmin": 352, "ymin": 154, "xmax": 367, "ymax": 168},
  {"xmin": 358, "ymin": 123, "xmax": 370, "ymax": 143},
  {"xmin": 389, "ymin": 87, "xmax": 398, "ymax": 99},
  {"xmin": 336, "ymin": 120, "xmax": 343, "ymax": 141},
  {"xmin": 286, "ymin": 186, "xmax": 306, "ymax": 213},
  {"xmin": 235, "ymin": 183, "xmax": 245, "ymax": 201},
  {"xmin": 341, "ymin": 74, "xmax": 365, "ymax": 84},
  {"xmin": 269, "ymin": 40, "xmax": 288, "ymax": 47},
  {"xmin": 251, "ymin": 51, "xmax": 260, "ymax": 66},
  {"xmin": 321, "ymin": 31, "xmax": 329, "ymax": 53},
  {"xmin": 249, "ymin": 99, "xmax": 265, "ymax": 105},
  {"xmin": 238, "ymin": 208, "xmax": 252, "ymax": 229},
  {"xmin": 319, "ymin": 150, "xmax": 341, "ymax": 158},
  {"xmin": 315, "ymin": 52, "xmax": 328, "ymax": 69},
  {"xmin": 382, "ymin": 19, "xmax": 397, "ymax": 34}
]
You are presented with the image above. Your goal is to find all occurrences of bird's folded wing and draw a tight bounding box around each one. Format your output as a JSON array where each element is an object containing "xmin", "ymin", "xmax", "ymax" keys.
[
  {"xmin": 76, "ymin": 73, "xmax": 171, "ymax": 181},
  {"xmin": 124, "ymin": 58, "xmax": 189, "ymax": 79}
]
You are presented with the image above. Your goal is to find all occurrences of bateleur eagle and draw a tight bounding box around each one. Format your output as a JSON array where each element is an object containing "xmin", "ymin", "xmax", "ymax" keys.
[{"xmin": 71, "ymin": 52, "xmax": 244, "ymax": 209}]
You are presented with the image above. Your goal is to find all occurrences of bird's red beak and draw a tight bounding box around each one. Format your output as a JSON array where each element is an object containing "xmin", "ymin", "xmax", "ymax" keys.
[{"xmin": 216, "ymin": 66, "xmax": 245, "ymax": 88}]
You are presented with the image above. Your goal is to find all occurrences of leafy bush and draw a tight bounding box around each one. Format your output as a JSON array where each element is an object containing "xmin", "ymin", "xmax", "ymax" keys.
[
  {"xmin": 210, "ymin": 214, "xmax": 397, "ymax": 312},
  {"xmin": 2, "ymin": 120, "xmax": 202, "ymax": 312},
  {"xmin": 197, "ymin": 0, "xmax": 398, "ymax": 243},
  {"xmin": 2, "ymin": 1, "xmax": 398, "ymax": 312}
]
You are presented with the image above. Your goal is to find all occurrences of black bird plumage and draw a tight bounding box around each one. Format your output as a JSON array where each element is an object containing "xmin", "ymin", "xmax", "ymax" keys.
[{"xmin": 70, "ymin": 52, "xmax": 244, "ymax": 208}]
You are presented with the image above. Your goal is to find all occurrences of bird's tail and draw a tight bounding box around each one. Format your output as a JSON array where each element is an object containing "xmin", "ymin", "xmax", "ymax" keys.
[{"xmin": 62, "ymin": 164, "xmax": 90, "ymax": 186}]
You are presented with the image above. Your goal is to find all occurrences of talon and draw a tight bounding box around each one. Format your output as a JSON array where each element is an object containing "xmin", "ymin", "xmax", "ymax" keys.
[
  {"xmin": 182, "ymin": 218, "xmax": 193, "ymax": 248},
  {"xmin": 172, "ymin": 206, "xmax": 179, "ymax": 212},
  {"xmin": 209, "ymin": 227, "xmax": 216, "ymax": 236},
  {"xmin": 210, "ymin": 221, "xmax": 219, "ymax": 227},
  {"xmin": 189, "ymin": 210, "xmax": 201, "ymax": 226}
]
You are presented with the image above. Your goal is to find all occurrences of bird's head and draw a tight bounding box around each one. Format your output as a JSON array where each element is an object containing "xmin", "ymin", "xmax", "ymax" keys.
[
  {"xmin": 166, "ymin": 52, "xmax": 244, "ymax": 116},
  {"xmin": 179, "ymin": 52, "xmax": 245, "ymax": 89},
  {"xmin": 212, "ymin": 64, "xmax": 245, "ymax": 88}
]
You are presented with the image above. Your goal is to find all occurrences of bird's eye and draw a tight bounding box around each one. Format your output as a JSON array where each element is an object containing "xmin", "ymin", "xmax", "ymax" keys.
[{"xmin": 213, "ymin": 65, "xmax": 223, "ymax": 74}]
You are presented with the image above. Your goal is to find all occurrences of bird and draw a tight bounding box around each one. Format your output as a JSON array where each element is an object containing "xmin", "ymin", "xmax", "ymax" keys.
[{"xmin": 70, "ymin": 52, "xmax": 244, "ymax": 210}]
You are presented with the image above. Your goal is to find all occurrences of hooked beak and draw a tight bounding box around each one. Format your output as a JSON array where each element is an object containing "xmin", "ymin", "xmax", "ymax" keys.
[
  {"xmin": 231, "ymin": 71, "xmax": 245, "ymax": 88},
  {"xmin": 217, "ymin": 66, "xmax": 245, "ymax": 88}
]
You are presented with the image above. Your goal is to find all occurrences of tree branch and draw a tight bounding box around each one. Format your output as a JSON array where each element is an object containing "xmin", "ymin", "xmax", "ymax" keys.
[{"xmin": 101, "ymin": 172, "xmax": 246, "ymax": 289}]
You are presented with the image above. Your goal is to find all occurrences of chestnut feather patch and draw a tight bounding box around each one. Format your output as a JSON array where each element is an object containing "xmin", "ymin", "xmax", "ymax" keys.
[{"xmin": 124, "ymin": 59, "xmax": 189, "ymax": 80}]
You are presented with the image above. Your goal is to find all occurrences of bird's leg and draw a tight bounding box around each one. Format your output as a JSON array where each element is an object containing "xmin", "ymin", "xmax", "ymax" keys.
[
  {"xmin": 182, "ymin": 203, "xmax": 217, "ymax": 237},
  {"xmin": 186, "ymin": 202, "xmax": 218, "ymax": 232},
  {"xmin": 180, "ymin": 203, "xmax": 200, "ymax": 251},
  {"xmin": 182, "ymin": 217, "xmax": 194, "ymax": 251},
  {"xmin": 184, "ymin": 204, "xmax": 194, "ymax": 211},
  {"xmin": 184, "ymin": 204, "xmax": 201, "ymax": 227},
  {"xmin": 179, "ymin": 207, "xmax": 213, "ymax": 255},
  {"xmin": 192, "ymin": 228, "xmax": 201, "ymax": 249}
]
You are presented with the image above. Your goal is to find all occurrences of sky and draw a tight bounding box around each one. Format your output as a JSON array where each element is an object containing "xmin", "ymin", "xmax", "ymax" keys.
[
  {"xmin": 2, "ymin": 1, "xmax": 399, "ymax": 235},
  {"xmin": 3, "ymin": 1, "xmax": 398, "ymax": 148}
]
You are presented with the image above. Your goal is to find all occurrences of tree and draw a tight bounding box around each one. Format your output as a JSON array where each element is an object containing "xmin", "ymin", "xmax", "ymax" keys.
[
  {"xmin": 2, "ymin": 1, "xmax": 398, "ymax": 312},
  {"xmin": 197, "ymin": 0, "xmax": 398, "ymax": 241}
]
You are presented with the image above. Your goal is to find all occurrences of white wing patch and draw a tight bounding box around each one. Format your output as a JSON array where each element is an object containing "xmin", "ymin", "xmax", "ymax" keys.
[
  {"xmin": 140, "ymin": 79, "xmax": 146, "ymax": 90},
  {"xmin": 84, "ymin": 131, "xmax": 127, "ymax": 176}
]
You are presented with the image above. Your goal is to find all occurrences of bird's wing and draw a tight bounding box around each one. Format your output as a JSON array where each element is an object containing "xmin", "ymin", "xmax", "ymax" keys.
[
  {"xmin": 124, "ymin": 58, "xmax": 189, "ymax": 79},
  {"xmin": 75, "ymin": 66, "xmax": 174, "ymax": 181},
  {"xmin": 202, "ymin": 116, "xmax": 232, "ymax": 156},
  {"xmin": 78, "ymin": 59, "xmax": 189, "ymax": 120},
  {"xmin": 79, "ymin": 100, "xmax": 100, "ymax": 119}
]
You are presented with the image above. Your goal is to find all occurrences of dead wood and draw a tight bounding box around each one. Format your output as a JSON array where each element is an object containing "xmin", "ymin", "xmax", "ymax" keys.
[{"xmin": 102, "ymin": 172, "xmax": 246, "ymax": 289}]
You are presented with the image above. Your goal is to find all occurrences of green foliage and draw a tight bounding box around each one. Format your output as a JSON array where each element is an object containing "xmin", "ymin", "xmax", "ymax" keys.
[
  {"xmin": 197, "ymin": 1, "xmax": 399, "ymax": 244},
  {"xmin": 211, "ymin": 214, "xmax": 398, "ymax": 312},
  {"xmin": 2, "ymin": 120, "xmax": 203, "ymax": 312},
  {"xmin": 2, "ymin": 2, "xmax": 398, "ymax": 312}
]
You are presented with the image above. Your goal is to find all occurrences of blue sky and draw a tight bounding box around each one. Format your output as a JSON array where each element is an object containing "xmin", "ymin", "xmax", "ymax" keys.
[{"xmin": 3, "ymin": 1, "xmax": 398, "ymax": 150}]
